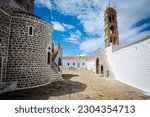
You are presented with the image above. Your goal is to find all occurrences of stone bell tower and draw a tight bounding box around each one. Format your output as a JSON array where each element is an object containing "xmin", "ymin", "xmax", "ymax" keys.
[
  {"xmin": 15, "ymin": 0, "xmax": 34, "ymax": 14},
  {"xmin": 104, "ymin": 6, "xmax": 119, "ymax": 47}
]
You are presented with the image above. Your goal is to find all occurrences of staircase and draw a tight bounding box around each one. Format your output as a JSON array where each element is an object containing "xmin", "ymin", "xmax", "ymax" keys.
[
  {"xmin": 51, "ymin": 67, "xmax": 63, "ymax": 82},
  {"xmin": 51, "ymin": 50, "xmax": 63, "ymax": 81}
]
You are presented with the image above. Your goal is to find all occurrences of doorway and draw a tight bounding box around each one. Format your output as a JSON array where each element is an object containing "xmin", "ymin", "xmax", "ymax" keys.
[{"xmin": 96, "ymin": 58, "xmax": 99, "ymax": 74}]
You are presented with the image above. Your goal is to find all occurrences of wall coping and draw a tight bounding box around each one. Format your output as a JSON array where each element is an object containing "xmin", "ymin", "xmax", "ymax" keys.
[{"xmin": 112, "ymin": 35, "xmax": 150, "ymax": 52}]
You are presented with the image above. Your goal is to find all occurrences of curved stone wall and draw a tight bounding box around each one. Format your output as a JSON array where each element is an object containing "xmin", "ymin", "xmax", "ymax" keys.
[{"xmin": 0, "ymin": 9, "xmax": 54, "ymax": 89}]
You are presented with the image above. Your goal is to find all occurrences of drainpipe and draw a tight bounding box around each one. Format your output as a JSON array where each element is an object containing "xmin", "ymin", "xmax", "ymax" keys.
[{"xmin": 0, "ymin": 57, "xmax": 4, "ymax": 83}]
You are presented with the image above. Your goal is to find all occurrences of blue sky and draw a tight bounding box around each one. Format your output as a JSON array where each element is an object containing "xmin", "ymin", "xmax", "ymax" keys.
[{"xmin": 34, "ymin": 0, "xmax": 150, "ymax": 56}]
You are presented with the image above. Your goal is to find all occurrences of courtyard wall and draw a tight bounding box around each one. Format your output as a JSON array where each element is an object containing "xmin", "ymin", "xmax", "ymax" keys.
[{"xmin": 105, "ymin": 38, "xmax": 150, "ymax": 93}]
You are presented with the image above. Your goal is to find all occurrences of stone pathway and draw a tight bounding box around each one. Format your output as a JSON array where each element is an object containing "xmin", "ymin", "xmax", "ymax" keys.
[{"xmin": 0, "ymin": 70, "xmax": 149, "ymax": 100}]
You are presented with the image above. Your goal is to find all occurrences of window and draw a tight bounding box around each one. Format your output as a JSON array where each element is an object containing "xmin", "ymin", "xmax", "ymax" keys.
[
  {"xmin": 109, "ymin": 15, "xmax": 111, "ymax": 23},
  {"xmin": 28, "ymin": 26, "xmax": 33, "ymax": 36},
  {"xmin": 83, "ymin": 63, "xmax": 84, "ymax": 65},
  {"xmin": 58, "ymin": 58, "xmax": 62, "ymax": 66},
  {"xmin": 47, "ymin": 52, "xmax": 51, "ymax": 64},
  {"xmin": 27, "ymin": 3, "xmax": 30, "ymax": 11},
  {"xmin": 73, "ymin": 63, "xmax": 75, "ymax": 65},
  {"xmin": 110, "ymin": 25, "xmax": 114, "ymax": 34},
  {"xmin": 48, "ymin": 47, "xmax": 51, "ymax": 50},
  {"xmin": 68, "ymin": 63, "xmax": 70, "ymax": 66}
]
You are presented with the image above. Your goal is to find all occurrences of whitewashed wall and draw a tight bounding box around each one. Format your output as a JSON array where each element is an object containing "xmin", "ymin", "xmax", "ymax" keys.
[
  {"xmin": 105, "ymin": 39, "xmax": 150, "ymax": 93},
  {"xmin": 87, "ymin": 60, "xmax": 96, "ymax": 72},
  {"xmin": 63, "ymin": 59, "xmax": 87, "ymax": 70}
]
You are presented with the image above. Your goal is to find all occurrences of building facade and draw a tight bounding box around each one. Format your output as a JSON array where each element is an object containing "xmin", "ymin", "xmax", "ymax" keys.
[
  {"xmin": 63, "ymin": 56, "xmax": 94, "ymax": 70},
  {"xmin": 0, "ymin": 0, "xmax": 63, "ymax": 93},
  {"xmin": 95, "ymin": 6, "xmax": 150, "ymax": 93}
]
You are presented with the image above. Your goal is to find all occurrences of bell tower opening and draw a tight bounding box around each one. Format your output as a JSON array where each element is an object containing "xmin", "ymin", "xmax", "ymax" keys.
[{"xmin": 104, "ymin": 6, "xmax": 119, "ymax": 47}]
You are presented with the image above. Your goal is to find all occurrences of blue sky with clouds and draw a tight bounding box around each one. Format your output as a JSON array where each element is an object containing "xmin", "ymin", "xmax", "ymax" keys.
[{"xmin": 34, "ymin": 0, "xmax": 150, "ymax": 56}]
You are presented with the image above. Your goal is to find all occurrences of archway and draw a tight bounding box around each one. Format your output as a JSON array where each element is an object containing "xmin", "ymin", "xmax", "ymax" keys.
[
  {"xmin": 96, "ymin": 58, "xmax": 100, "ymax": 74},
  {"xmin": 101, "ymin": 65, "xmax": 104, "ymax": 74},
  {"xmin": 47, "ymin": 52, "xmax": 51, "ymax": 64},
  {"xmin": 58, "ymin": 57, "xmax": 62, "ymax": 66}
]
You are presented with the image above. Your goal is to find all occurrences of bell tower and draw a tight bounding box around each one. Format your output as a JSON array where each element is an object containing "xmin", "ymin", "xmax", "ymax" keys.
[
  {"xmin": 16, "ymin": 0, "xmax": 34, "ymax": 14},
  {"xmin": 104, "ymin": 6, "xmax": 119, "ymax": 47}
]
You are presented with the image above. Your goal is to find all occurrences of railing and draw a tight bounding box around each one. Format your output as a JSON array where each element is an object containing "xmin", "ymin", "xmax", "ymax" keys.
[
  {"xmin": 51, "ymin": 62, "xmax": 60, "ymax": 73},
  {"xmin": 52, "ymin": 50, "xmax": 58, "ymax": 61}
]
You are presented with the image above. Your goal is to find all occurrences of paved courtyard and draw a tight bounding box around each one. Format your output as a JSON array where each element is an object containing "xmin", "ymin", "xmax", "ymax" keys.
[{"xmin": 0, "ymin": 70, "xmax": 149, "ymax": 100}]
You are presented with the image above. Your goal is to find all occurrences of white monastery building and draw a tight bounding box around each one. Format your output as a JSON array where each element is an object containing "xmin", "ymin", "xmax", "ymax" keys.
[
  {"xmin": 95, "ymin": 6, "xmax": 150, "ymax": 93},
  {"xmin": 63, "ymin": 56, "xmax": 95, "ymax": 71}
]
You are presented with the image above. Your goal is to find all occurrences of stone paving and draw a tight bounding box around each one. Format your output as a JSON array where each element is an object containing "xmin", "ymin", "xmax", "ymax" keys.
[{"xmin": 0, "ymin": 70, "xmax": 150, "ymax": 100}]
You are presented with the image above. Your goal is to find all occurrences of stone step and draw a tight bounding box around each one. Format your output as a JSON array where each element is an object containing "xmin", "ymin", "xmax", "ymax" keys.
[{"xmin": 51, "ymin": 77, "xmax": 64, "ymax": 82}]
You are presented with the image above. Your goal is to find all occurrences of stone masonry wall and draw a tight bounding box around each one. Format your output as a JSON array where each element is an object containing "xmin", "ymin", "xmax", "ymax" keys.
[
  {"xmin": 0, "ymin": 9, "xmax": 11, "ymax": 81},
  {"xmin": 2, "ymin": 11, "xmax": 54, "ymax": 89}
]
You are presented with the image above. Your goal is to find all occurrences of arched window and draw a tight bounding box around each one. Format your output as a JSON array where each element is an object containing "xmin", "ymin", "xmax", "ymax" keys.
[
  {"xmin": 58, "ymin": 57, "xmax": 62, "ymax": 66},
  {"xmin": 83, "ymin": 63, "xmax": 84, "ymax": 65},
  {"xmin": 47, "ymin": 52, "xmax": 51, "ymax": 64},
  {"xmin": 110, "ymin": 25, "xmax": 114, "ymax": 34},
  {"xmin": 67, "ymin": 63, "xmax": 69, "ymax": 66},
  {"xmin": 109, "ymin": 15, "xmax": 112, "ymax": 23},
  {"xmin": 110, "ymin": 37, "xmax": 112, "ymax": 43},
  {"xmin": 73, "ymin": 63, "xmax": 75, "ymax": 65},
  {"xmin": 28, "ymin": 26, "xmax": 33, "ymax": 36}
]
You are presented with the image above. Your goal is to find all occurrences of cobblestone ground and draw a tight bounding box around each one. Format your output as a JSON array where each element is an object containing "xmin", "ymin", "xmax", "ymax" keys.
[{"xmin": 0, "ymin": 70, "xmax": 150, "ymax": 100}]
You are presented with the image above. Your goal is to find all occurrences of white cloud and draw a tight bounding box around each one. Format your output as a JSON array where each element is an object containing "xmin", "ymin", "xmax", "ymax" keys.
[
  {"xmin": 77, "ymin": 54, "xmax": 88, "ymax": 56},
  {"xmin": 35, "ymin": 0, "xmax": 52, "ymax": 10},
  {"xmin": 51, "ymin": 21, "xmax": 65, "ymax": 32},
  {"xmin": 36, "ymin": 0, "xmax": 150, "ymax": 53},
  {"xmin": 54, "ymin": 0, "xmax": 150, "ymax": 47},
  {"xmin": 64, "ymin": 30, "xmax": 82, "ymax": 44},
  {"xmin": 62, "ymin": 23, "xmax": 75, "ymax": 29},
  {"xmin": 80, "ymin": 38, "xmax": 104, "ymax": 53}
]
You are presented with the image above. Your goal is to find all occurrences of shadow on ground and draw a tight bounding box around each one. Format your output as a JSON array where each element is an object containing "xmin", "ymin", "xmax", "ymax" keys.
[
  {"xmin": 63, "ymin": 74, "xmax": 79, "ymax": 80},
  {"xmin": 0, "ymin": 75, "xmax": 87, "ymax": 100}
]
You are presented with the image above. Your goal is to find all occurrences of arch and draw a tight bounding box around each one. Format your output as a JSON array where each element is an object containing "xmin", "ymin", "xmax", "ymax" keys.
[
  {"xmin": 96, "ymin": 58, "xmax": 100, "ymax": 74},
  {"xmin": 58, "ymin": 57, "xmax": 62, "ymax": 66},
  {"xmin": 101, "ymin": 65, "xmax": 104, "ymax": 74},
  {"xmin": 110, "ymin": 25, "xmax": 115, "ymax": 34},
  {"xmin": 52, "ymin": 42, "xmax": 54, "ymax": 53},
  {"xmin": 47, "ymin": 52, "xmax": 51, "ymax": 64},
  {"xmin": 28, "ymin": 26, "xmax": 33, "ymax": 36},
  {"xmin": 109, "ymin": 15, "xmax": 112, "ymax": 23}
]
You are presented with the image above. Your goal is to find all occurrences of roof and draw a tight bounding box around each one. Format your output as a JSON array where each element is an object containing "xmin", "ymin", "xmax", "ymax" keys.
[
  {"xmin": 105, "ymin": 7, "xmax": 116, "ymax": 13},
  {"xmin": 0, "ymin": 0, "xmax": 27, "ymax": 13},
  {"xmin": 63, "ymin": 56, "xmax": 94, "ymax": 60}
]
